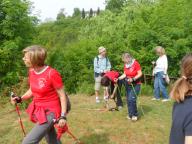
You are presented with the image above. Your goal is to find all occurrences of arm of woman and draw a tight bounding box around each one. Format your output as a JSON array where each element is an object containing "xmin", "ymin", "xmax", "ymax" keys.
[
  {"xmin": 56, "ymin": 87, "xmax": 67, "ymax": 127},
  {"xmin": 118, "ymin": 73, "xmax": 126, "ymax": 80},
  {"xmin": 134, "ymin": 70, "xmax": 142, "ymax": 80},
  {"xmin": 185, "ymin": 136, "xmax": 192, "ymax": 144},
  {"xmin": 164, "ymin": 56, "xmax": 168, "ymax": 74},
  {"xmin": 21, "ymin": 88, "xmax": 33, "ymax": 100}
]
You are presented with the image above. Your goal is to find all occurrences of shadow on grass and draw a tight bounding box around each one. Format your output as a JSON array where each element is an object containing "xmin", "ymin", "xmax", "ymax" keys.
[
  {"xmin": 138, "ymin": 104, "xmax": 152, "ymax": 117},
  {"xmin": 79, "ymin": 133, "xmax": 110, "ymax": 144}
]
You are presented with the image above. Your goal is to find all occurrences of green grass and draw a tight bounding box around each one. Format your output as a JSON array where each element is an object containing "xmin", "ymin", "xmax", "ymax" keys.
[{"xmin": 0, "ymin": 94, "xmax": 172, "ymax": 144}]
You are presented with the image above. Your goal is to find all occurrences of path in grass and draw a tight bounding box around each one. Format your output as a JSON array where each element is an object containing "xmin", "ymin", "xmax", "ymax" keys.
[{"xmin": 0, "ymin": 95, "xmax": 172, "ymax": 144}]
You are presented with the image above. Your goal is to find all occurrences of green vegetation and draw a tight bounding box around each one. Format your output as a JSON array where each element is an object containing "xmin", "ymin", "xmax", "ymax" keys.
[
  {"xmin": 1, "ymin": 0, "xmax": 192, "ymax": 94},
  {"xmin": 1, "ymin": 1, "xmax": 187, "ymax": 143},
  {"xmin": 33, "ymin": 0, "xmax": 192, "ymax": 93},
  {"xmin": 0, "ymin": 0, "xmax": 37, "ymax": 88}
]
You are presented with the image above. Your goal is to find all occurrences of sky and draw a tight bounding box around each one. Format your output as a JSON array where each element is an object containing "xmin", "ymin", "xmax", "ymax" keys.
[{"xmin": 30, "ymin": 0, "xmax": 106, "ymax": 21}]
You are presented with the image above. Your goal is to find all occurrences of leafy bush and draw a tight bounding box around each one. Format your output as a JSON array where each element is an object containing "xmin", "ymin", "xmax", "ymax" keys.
[
  {"xmin": 22, "ymin": 0, "xmax": 192, "ymax": 94},
  {"xmin": 1, "ymin": 0, "xmax": 189, "ymax": 98},
  {"xmin": 141, "ymin": 84, "xmax": 154, "ymax": 97},
  {"xmin": 0, "ymin": 0, "xmax": 37, "ymax": 89}
]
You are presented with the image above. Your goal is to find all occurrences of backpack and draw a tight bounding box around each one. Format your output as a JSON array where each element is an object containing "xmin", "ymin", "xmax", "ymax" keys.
[
  {"xmin": 48, "ymin": 68, "xmax": 71, "ymax": 114},
  {"xmin": 96, "ymin": 56, "xmax": 109, "ymax": 69},
  {"xmin": 65, "ymin": 93, "xmax": 71, "ymax": 114}
]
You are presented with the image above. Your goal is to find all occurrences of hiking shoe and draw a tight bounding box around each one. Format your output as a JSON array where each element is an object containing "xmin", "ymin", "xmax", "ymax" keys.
[
  {"xmin": 96, "ymin": 99, "xmax": 100, "ymax": 103},
  {"xmin": 151, "ymin": 98, "xmax": 160, "ymax": 101},
  {"xmin": 118, "ymin": 106, "xmax": 123, "ymax": 111},
  {"xmin": 162, "ymin": 99, "xmax": 171, "ymax": 102},
  {"xmin": 104, "ymin": 96, "xmax": 109, "ymax": 101},
  {"xmin": 126, "ymin": 116, "xmax": 131, "ymax": 120},
  {"xmin": 131, "ymin": 116, "xmax": 138, "ymax": 121}
]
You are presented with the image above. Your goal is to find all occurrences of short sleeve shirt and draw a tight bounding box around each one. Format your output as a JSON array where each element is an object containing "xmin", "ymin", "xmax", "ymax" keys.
[
  {"xmin": 29, "ymin": 66, "xmax": 63, "ymax": 102},
  {"xmin": 170, "ymin": 96, "xmax": 192, "ymax": 144},
  {"xmin": 104, "ymin": 71, "xmax": 119, "ymax": 83},
  {"xmin": 124, "ymin": 60, "xmax": 141, "ymax": 84}
]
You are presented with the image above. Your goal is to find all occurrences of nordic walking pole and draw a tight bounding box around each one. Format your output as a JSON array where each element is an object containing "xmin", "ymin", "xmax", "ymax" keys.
[
  {"xmin": 130, "ymin": 83, "xmax": 145, "ymax": 116},
  {"xmin": 10, "ymin": 92, "xmax": 26, "ymax": 137},
  {"xmin": 110, "ymin": 84, "xmax": 118, "ymax": 99},
  {"xmin": 66, "ymin": 129, "xmax": 83, "ymax": 144}
]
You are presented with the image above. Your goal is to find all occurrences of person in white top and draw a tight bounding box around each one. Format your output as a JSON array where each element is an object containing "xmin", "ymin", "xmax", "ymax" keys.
[{"xmin": 152, "ymin": 46, "xmax": 169, "ymax": 101}]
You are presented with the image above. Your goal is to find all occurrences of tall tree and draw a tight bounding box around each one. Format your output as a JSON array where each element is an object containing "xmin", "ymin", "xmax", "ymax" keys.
[
  {"xmin": 89, "ymin": 8, "xmax": 93, "ymax": 18},
  {"xmin": 0, "ymin": 0, "xmax": 37, "ymax": 86},
  {"xmin": 97, "ymin": 7, "xmax": 100, "ymax": 15},
  {"xmin": 105, "ymin": 0, "xmax": 126, "ymax": 13},
  {"xmin": 82, "ymin": 8, "xmax": 85, "ymax": 19},
  {"xmin": 72, "ymin": 8, "xmax": 81, "ymax": 18},
  {"xmin": 56, "ymin": 8, "xmax": 66, "ymax": 20}
]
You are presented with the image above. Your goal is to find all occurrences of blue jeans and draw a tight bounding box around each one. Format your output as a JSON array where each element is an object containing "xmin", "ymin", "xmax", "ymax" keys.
[
  {"xmin": 154, "ymin": 71, "xmax": 169, "ymax": 99},
  {"xmin": 125, "ymin": 83, "xmax": 140, "ymax": 117}
]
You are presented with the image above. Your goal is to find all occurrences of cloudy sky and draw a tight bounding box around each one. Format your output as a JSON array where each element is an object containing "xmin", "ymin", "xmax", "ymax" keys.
[{"xmin": 30, "ymin": 0, "xmax": 106, "ymax": 21}]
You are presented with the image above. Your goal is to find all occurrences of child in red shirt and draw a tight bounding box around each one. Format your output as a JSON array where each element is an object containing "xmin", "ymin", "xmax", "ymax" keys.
[{"xmin": 11, "ymin": 45, "xmax": 68, "ymax": 144}]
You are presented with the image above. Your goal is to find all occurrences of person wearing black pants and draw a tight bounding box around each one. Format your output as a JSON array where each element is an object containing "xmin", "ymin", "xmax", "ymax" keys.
[
  {"xmin": 101, "ymin": 71, "xmax": 123, "ymax": 110},
  {"xmin": 109, "ymin": 79, "xmax": 124, "ymax": 108}
]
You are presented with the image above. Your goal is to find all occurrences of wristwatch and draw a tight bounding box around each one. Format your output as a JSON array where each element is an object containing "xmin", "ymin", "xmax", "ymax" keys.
[
  {"xmin": 60, "ymin": 112, "xmax": 67, "ymax": 121},
  {"xmin": 61, "ymin": 112, "xmax": 66, "ymax": 117}
]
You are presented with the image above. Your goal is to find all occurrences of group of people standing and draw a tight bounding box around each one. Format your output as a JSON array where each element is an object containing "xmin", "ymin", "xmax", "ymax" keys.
[
  {"xmin": 94, "ymin": 46, "xmax": 192, "ymax": 144},
  {"xmin": 93, "ymin": 46, "xmax": 170, "ymax": 121},
  {"xmin": 94, "ymin": 46, "xmax": 142, "ymax": 121},
  {"xmin": 10, "ymin": 44, "xmax": 192, "ymax": 144}
]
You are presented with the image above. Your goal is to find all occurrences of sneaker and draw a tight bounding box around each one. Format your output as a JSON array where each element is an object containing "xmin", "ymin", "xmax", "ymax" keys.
[
  {"xmin": 104, "ymin": 96, "xmax": 109, "ymax": 101},
  {"xmin": 96, "ymin": 99, "xmax": 100, "ymax": 103},
  {"xmin": 162, "ymin": 99, "xmax": 171, "ymax": 102},
  {"xmin": 131, "ymin": 116, "xmax": 138, "ymax": 121},
  {"xmin": 118, "ymin": 106, "xmax": 123, "ymax": 111},
  {"xmin": 151, "ymin": 98, "xmax": 160, "ymax": 101},
  {"xmin": 126, "ymin": 116, "xmax": 131, "ymax": 120}
]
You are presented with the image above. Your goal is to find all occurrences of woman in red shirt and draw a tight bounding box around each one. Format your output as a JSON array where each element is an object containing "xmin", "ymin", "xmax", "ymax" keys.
[
  {"xmin": 11, "ymin": 45, "xmax": 68, "ymax": 144},
  {"xmin": 117, "ymin": 53, "xmax": 142, "ymax": 121}
]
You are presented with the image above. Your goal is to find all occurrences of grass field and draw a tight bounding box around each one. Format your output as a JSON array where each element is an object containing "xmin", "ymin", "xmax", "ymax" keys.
[{"xmin": 0, "ymin": 94, "xmax": 172, "ymax": 144}]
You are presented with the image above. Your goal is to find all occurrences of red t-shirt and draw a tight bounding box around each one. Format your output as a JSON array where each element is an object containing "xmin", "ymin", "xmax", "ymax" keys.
[
  {"xmin": 29, "ymin": 66, "xmax": 63, "ymax": 102},
  {"xmin": 124, "ymin": 60, "xmax": 141, "ymax": 84},
  {"xmin": 26, "ymin": 66, "xmax": 63, "ymax": 124},
  {"xmin": 104, "ymin": 71, "xmax": 119, "ymax": 83}
]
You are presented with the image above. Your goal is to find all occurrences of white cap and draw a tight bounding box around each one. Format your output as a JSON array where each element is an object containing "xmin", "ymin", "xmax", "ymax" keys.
[{"xmin": 98, "ymin": 46, "xmax": 106, "ymax": 54}]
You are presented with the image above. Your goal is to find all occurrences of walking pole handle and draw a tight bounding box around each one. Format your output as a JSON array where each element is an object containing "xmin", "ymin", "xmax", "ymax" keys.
[{"xmin": 10, "ymin": 92, "xmax": 26, "ymax": 137}]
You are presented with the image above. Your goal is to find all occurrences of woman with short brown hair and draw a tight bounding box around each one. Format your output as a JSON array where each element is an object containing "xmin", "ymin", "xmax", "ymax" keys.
[{"xmin": 11, "ymin": 45, "xmax": 68, "ymax": 144}]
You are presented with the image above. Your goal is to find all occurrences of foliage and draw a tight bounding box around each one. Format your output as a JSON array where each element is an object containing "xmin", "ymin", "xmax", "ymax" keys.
[
  {"xmin": 89, "ymin": 8, "xmax": 93, "ymax": 18},
  {"xmin": 82, "ymin": 8, "xmax": 85, "ymax": 19},
  {"xmin": 105, "ymin": 0, "xmax": 127, "ymax": 13},
  {"xmin": 32, "ymin": 0, "xmax": 192, "ymax": 94},
  {"xmin": 1, "ymin": 0, "xmax": 192, "ymax": 95},
  {"xmin": 56, "ymin": 8, "xmax": 66, "ymax": 20},
  {"xmin": 72, "ymin": 8, "xmax": 81, "ymax": 18},
  {"xmin": 0, "ymin": 0, "xmax": 37, "ymax": 88}
]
